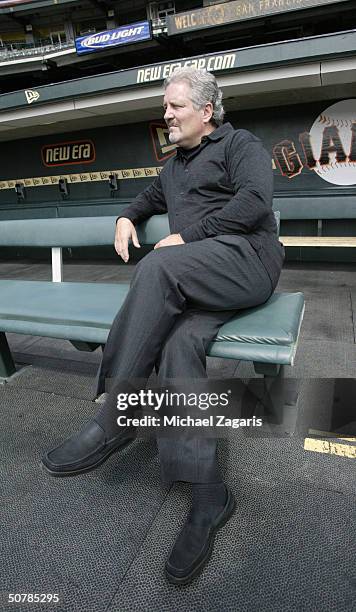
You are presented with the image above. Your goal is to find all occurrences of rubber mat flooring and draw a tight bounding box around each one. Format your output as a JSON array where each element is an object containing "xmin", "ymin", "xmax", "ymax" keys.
[
  {"xmin": 1, "ymin": 378, "xmax": 355, "ymax": 612},
  {"xmin": 0, "ymin": 260, "xmax": 356, "ymax": 611}
]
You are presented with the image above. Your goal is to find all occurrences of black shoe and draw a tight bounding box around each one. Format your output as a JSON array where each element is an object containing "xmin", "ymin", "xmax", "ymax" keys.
[
  {"xmin": 165, "ymin": 486, "xmax": 235, "ymax": 586},
  {"xmin": 41, "ymin": 419, "xmax": 135, "ymax": 477}
]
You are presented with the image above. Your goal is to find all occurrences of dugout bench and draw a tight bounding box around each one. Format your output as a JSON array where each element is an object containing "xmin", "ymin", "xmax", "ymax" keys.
[
  {"xmin": 275, "ymin": 193, "xmax": 356, "ymax": 249},
  {"xmin": 0, "ymin": 214, "xmax": 304, "ymax": 382}
]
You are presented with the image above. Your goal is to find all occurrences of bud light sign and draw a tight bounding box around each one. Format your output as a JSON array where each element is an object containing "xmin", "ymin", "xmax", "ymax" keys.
[{"xmin": 75, "ymin": 21, "xmax": 151, "ymax": 55}]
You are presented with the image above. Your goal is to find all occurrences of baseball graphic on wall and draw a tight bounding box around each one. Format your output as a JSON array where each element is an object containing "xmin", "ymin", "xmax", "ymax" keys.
[{"xmin": 309, "ymin": 99, "xmax": 356, "ymax": 185}]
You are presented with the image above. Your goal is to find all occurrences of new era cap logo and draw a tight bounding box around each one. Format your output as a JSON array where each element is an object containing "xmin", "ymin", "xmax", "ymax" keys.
[
  {"xmin": 25, "ymin": 90, "xmax": 40, "ymax": 104},
  {"xmin": 149, "ymin": 123, "xmax": 176, "ymax": 162}
]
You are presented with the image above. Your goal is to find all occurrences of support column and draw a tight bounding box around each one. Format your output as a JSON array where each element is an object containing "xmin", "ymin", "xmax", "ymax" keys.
[
  {"xmin": 253, "ymin": 361, "xmax": 281, "ymax": 377},
  {"xmin": 0, "ymin": 333, "xmax": 16, "ymax": 380}
]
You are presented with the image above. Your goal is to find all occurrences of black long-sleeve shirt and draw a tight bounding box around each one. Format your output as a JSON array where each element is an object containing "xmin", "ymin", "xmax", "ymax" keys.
[{"xmin": 117, "ymin": 122, "xmax": 284, "ymax": 286}]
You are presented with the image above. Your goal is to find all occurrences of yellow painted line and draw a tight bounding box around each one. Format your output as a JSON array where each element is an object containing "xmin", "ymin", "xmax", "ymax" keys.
[
  {"xmin": 308, "ymin": 429, "xmax": 356, "ymax": 443},
  {"xmin": 304, "ymin": 438, "xmax": 356, "ymax": 459}
]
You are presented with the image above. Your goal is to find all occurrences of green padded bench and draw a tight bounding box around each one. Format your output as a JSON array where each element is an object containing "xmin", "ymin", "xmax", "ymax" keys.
[
  {"xmin": 274, "ymin": 193, "xmax": 356, "ymax": 249},
  {"xmin": 0, "ymin": 215, "xmax": 304, "ymax": 381}
]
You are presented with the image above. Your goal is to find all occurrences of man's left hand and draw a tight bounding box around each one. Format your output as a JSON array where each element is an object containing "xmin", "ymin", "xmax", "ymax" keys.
[{"xmin": 154, "ymin": 234, "xmax": 185, "ymax": 249}]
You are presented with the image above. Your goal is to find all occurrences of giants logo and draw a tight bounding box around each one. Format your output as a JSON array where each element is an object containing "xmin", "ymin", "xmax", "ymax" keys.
[{"xmin": 273, "ymin": 100, "xmax": 356, "ymax": 185}]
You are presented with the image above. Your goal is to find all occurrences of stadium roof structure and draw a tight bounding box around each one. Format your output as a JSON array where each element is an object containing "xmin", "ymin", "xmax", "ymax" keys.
[
  {"xmin": 0, "ymin": 28, "xmax": 355, "ymax": 142},
  {"xmin": 0, "ymin": 0, "xmax": 88, "ymax": 13}
]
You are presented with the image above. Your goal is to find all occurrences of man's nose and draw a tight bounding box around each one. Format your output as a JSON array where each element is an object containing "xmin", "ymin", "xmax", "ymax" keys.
[{"xmin": 164, "ymin": 107, "xmax": 174, "ymax": 122}]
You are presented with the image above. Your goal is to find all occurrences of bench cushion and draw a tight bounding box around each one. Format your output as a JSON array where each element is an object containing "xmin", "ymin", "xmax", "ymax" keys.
[
  {"xmin": 0, "ymin": 215, "xmax": 171, "ymax": 247},
  {"xmin": 273, "ymin": 195, "xmax": 356, "ymax": 220},
  {"xmin": 208, "ymin": 292, "xmax": 304, "ymax": 365},
  {"xmin": 0, "ymin": 280, "xmax": 304, "ymax": 366},
  {"xmin": 0, "ymin": 214, "xmax": 279, "ymax": 247}
]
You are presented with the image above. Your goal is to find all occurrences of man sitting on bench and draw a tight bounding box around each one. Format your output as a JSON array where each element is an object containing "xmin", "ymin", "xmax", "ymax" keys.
[{"xmin": 42, "ymin": 67, "xmax": 285, "ymax": 585}]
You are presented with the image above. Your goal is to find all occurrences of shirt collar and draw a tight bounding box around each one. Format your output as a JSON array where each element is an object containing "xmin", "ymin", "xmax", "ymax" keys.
[
  {"xmin": 201, "ymin": 122, "xmax": 234, "ymax": 142},
  {"xmin": 176, "ymin": 122, "xmax": 233, "ymax": 158}
]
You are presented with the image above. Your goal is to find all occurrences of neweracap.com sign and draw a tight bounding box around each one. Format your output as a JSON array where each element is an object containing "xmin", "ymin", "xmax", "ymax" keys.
[{"xmin": 75, "ymin": 21, "xmax": 151, "ymax": 55}]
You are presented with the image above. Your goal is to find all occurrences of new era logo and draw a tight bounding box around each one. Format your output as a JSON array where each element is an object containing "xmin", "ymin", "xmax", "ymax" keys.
[
  {"xmin": 149, "ymin": 123, "xmax": 177, "ymax": 162},
  {"xmin": 25, "ymin": 90, "xmax": 40, "ymax": 104}
]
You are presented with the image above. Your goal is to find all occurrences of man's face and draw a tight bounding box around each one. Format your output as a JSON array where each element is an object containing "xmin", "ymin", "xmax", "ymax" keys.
[{"xmin": 163, "ymin": 80, "xmax": 210, "ymax": 149}]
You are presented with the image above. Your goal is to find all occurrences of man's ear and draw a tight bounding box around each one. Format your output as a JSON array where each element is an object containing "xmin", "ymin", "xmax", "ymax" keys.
[{"xmin": 202, "ymin": 102, "xmax": 213, "ymax": 124}]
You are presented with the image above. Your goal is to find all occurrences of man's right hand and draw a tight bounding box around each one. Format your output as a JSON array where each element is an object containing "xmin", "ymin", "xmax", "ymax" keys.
[{"xmin": 115, "ymin": 218, "xmax": 141, "ymax": 262}]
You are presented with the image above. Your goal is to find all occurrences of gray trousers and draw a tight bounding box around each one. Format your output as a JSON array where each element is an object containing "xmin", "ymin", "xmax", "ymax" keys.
[{"xmin": 96, "ymin": 235, "xmax": 280, "ymax": 484}]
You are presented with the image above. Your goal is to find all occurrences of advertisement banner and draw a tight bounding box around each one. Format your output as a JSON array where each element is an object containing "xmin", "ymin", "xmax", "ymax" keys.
[
  {"xmin": 75, "ymin": 21, "xmax": 151, "ymax": 55},
  {"xmin": 1, "ymin": 100, "xmax": 356, "ymax": 198},
  {"xmin": 167, "ymin": 0, "xmax": 350, "ymax": 35}
]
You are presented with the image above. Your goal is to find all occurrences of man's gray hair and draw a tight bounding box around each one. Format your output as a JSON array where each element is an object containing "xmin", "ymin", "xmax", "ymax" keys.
[{"xmin": 164, "ymin": 67, "xmax": 225, "ymax": 126}]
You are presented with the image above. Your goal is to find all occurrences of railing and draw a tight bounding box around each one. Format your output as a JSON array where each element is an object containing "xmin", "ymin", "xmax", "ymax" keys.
[
  {"xmin": 0, "ymin": 20, "xmax": 167, "ymax": 62},
  {"xmin": 151, "ymin": 17, "xmax": 168, "ymax": 34},
  {"xmin": 0, "ymin": 39, "xmax": 75, "ymax": 58},
  {"xmin": 0, "ymin": 39, "xmax": 75, "ymax": 61}
]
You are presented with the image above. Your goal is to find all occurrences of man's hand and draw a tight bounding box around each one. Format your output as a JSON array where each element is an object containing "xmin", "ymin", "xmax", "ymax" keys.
[
  {"xmin": 154, "ymin": 234, "xmax": 185, "ymax": 249},
  {"xmin": 115, "ymin": 218, "xmax": 140, "ymax": 262}
]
